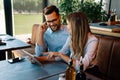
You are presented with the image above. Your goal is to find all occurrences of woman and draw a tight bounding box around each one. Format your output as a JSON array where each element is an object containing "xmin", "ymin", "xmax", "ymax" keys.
[{"xmin": 44, "ymin": 12, "xmax": 98, "ymax": 71}]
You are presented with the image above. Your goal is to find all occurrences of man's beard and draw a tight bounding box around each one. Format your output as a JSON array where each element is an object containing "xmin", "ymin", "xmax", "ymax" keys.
[{"xmin": 50, "ymin": 24, "xmax": 60, "ymax": 32}]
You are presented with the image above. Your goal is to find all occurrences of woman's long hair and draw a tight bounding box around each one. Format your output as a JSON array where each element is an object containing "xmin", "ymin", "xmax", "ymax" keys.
[{"xmin": 67, "ymin": 12, "xmax": 91, "ymax": 59}]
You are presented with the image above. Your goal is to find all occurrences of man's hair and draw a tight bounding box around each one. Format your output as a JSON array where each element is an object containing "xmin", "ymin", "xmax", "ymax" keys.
[{"xmin": 43, "ymin": 5, "xmax": 59, "ymax": 15}]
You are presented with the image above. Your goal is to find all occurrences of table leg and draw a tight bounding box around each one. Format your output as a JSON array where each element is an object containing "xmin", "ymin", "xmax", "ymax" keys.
[
  {"xmin": 0, "ymin": 51, "xmax": 6, "ymax": 60},
  {"xmin": 6, "ymin": 50, "xmax": 15, "ymax": 60}
]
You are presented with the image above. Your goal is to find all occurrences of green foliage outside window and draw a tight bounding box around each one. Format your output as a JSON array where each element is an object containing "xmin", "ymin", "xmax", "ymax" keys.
[
  {"xmin": 13, "ymin": 0, "xmax": 43, "ymax": 13},
  {"xmin": 57, "ymin": 0, "xmax": 108, "ymax": 24},
  {"xmin": 57, "ymin": 0, "xmax": 81, "ymax": 24},
  {"xmin": 80, "ymin": 0, "xmax": 108, "ymax": 22}
]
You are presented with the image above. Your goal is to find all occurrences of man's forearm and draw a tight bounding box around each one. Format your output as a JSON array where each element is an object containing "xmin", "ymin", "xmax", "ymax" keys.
[{"xmin": 37, "ymin": 32, "xmax": 44, "ymax": 46}]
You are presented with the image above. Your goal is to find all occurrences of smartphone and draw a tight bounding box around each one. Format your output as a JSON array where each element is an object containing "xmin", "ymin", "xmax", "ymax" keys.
[
  {"xmin": 8, "ymin": 57, "xmax": 24, "ymax": 63},
  {"xmin": 0, "ymin": 42, "xmax": 6, "ymax": 45}
]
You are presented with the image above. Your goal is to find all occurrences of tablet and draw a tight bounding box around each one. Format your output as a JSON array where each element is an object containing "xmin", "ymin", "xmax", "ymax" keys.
[{"xmin": 22, "ymin": 50, "xmax": 43, "ymax": 66}]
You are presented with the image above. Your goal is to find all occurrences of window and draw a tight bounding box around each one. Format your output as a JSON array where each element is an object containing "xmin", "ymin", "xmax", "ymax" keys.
[
  {"xmin": 12, "ymin": 0, "xmax": 44, "ymax": 41},
  {"xmin": 0, "ymin": 0, "xmax": 6, "ymax": 34},
  {"xmin": 12, "ymin": 0, "xmax": 57, "ymax": 41}
]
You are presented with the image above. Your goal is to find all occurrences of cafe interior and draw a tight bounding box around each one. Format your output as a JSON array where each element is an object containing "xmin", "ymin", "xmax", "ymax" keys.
[{"xmin": 0, "ymin": 0, "xmax": 120, "ymax": 80}]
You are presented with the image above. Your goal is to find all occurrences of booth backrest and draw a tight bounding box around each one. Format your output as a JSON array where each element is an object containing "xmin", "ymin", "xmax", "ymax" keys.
[
  {"xmin": 12, "ymin": 24, "xmax": 40, "ymax": 57},
  {"xmin": 31, "ymin": 24, "xmax": 40, "ymax": 45},
  {"xmin": 95, "ymin": 35, "xmax": 120, "ymax": 80}
]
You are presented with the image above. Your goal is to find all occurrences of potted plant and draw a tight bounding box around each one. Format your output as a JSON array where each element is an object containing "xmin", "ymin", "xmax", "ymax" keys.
[
  {"xmin": 57, "ymin": 0, "xmax": 108, "ymax": 24},
  {"xmin": 79, "ymin": 0, "xmax": 108, "ymax": 22},
  {"xmin": 57, "ymin": 0, "xmax": 81, "ymax": 24}
]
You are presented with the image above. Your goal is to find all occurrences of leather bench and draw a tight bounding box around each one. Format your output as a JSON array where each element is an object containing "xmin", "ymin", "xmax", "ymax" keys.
[
  {"xmin": 86, "ymin": 34, "xmax": 120, "ymax": 80},
  {"xmin": 12, "ymin": 24, "xmax": 40, "ymax": 57}
]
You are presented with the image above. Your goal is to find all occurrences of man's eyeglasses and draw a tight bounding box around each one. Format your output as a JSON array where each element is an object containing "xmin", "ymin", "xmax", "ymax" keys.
[{"xmin": 46, "ymin": 18, "xmax": 58, "ymax": 23}]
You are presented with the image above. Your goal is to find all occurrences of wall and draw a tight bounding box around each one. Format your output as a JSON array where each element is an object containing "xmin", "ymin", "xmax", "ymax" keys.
[
  {"xmin": 111, "ymin": 0, "xmax": 120, "ymax": 19},
  {"xmin": 103, "ymin": 0, "xmax": 120, "ymax": 19}
]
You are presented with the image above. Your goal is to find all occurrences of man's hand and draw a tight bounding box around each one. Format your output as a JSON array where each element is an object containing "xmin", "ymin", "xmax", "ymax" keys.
[
  {"xmin": 39, "ymin": 22, "xmax": 48, "ymax": 34},
  {"xmin": 28, "ymin": 56, "xmax": 36, "ymax": 64},
  {"xmin": 37, "ymin": 22, "xmax": 48, "ymax": 46}
]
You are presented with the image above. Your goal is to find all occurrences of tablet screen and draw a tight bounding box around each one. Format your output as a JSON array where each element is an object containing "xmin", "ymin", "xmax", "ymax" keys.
[{"xmin": 22, "ymin": 50, "xmax": 43, "ymax": 66}]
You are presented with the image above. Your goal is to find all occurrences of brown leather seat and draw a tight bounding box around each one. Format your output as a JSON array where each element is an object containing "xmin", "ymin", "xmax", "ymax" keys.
[
  {"xmin": 86, "ymin": 35, "xmax": 120, "ymax": 80},
  {"xmin": 12, "ymin": 24, "xmax": 40, "ymax": 57}
]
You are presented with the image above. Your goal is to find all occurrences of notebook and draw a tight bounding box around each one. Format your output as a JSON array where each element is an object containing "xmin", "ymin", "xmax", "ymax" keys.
[{"xmin": 22, "ymin": 50, "xmax": 43, "ymax": 66}]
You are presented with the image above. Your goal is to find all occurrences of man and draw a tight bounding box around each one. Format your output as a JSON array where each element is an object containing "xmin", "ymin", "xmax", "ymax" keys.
[{"xmin": 31, "ymin": 5, "xmax": 70, "ymax": 62}]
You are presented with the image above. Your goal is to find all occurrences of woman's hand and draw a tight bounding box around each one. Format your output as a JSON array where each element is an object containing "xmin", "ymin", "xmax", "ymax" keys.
[{"xmin": 43, "ymin": 52, "xmax": 60, "ymax": 59}]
